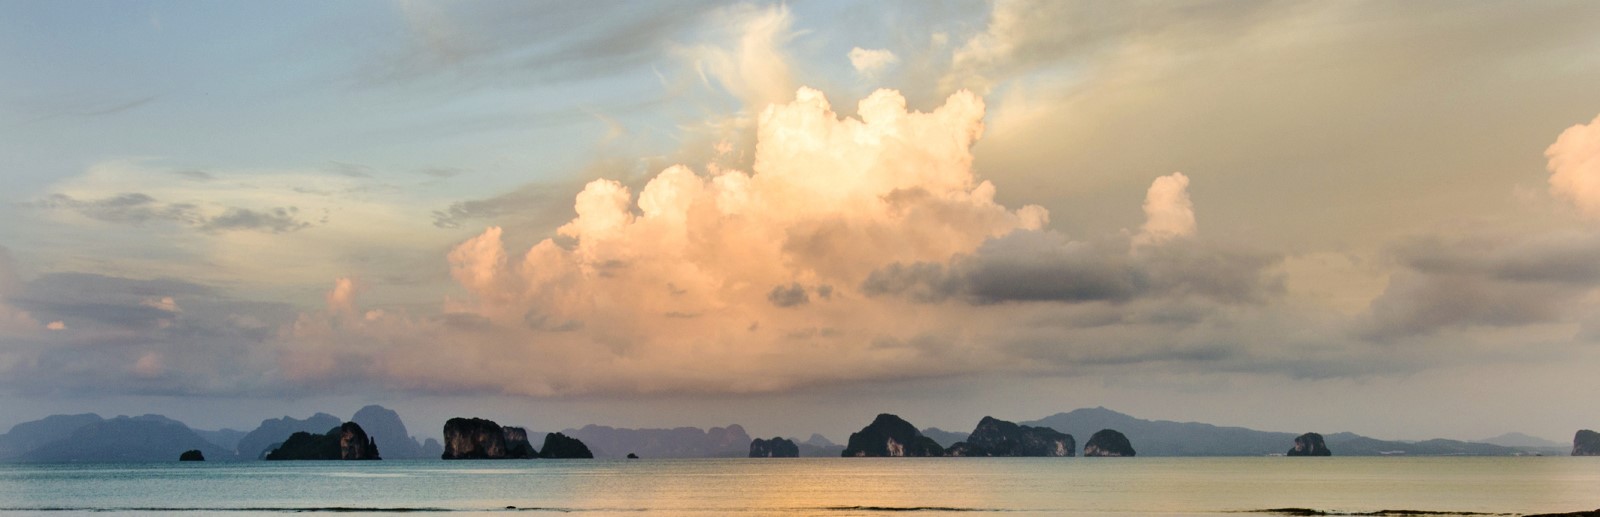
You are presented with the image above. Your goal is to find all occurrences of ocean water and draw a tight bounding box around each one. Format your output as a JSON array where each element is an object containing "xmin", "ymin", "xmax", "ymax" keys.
[{"xmin": 0, "ymin": 457, "xmax": 1597, "ymax": 516}]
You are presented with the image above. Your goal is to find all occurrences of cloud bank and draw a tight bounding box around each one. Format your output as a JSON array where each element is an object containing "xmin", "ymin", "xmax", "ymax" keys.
[{"xmin": 273, "ymin": 84, "xmax": 1292, "ymax": 396}]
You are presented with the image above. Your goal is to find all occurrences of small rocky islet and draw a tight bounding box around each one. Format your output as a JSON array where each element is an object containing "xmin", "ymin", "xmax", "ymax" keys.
[
  {"xmin": 749, "ymin": 437, "xmax": 800, "ymax": 457},
  {"xmin": 1083, "ymin": 429, "xmax": 1136, "ymax": 457},
  {"xmin": 1287, "ymin": 432, "xmax": 1331, "ymax": 456}
]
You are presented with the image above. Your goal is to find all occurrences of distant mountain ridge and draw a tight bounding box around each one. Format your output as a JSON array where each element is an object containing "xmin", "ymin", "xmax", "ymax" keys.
[
  {"xmin": 919, "ymin": 427, "xmax": 970, "ymax": 447},
  {"xmin": 1023, "ymin": 407, "xmax": 1536, "ymax": 456},
  {"xmin": 12, "ymin": 415, "xmax": 230, "ymax": 463},
  {"xmin": 0, "ymin": 405, "xmax": 431, "ymax": 462},
  {"xmin": 0, "ymin": 413, "xmax": 103, "ymax": 459},
  {"xmin": 351, "ymin": 405, "xmax": 427, "ymax": 459},
  {"xmin": 0, "ymin": 405, "xmax": 1560, "ymax": 461},
  {"xmin": 1479, "ymin": 432, "xmax": 1564, "ymax": 448},
  {"xmin": 194, "ymin": 428, "xmax": 246, "ymax": 451}
]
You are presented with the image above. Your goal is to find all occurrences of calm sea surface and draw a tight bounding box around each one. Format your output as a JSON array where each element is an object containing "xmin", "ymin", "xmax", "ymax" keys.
[{"xmin": 0, "ymin": 457, "xmax": 1596, "ymax": 516}]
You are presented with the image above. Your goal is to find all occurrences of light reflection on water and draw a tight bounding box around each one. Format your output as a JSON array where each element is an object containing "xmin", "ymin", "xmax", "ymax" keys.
[{"xmin": 0, "ymin": 457, "xmax": 1596, "ymax": 516}]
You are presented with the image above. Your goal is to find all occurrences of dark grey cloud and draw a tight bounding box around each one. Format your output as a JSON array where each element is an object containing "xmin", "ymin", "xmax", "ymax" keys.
[
  {"xmin": 36, "ymin": 193, "xmax": 201, "ymax": 226},
  {"xmin": 767, "ymin": 283, "xmax": 809, "ymax": 308},
  {"xmin": 418, "ymin": 167, "xmax": 466, "ymax": 179},
  {"xmin": 1392, "ymin": 231, "xmax": 1600, "ymax": 284},
  {"xmin": 1362, "ymin": 231, "xmax": 1600, "ymax": 339},
  {"xmin": 432, "ymin": 181, "xmax": 577, "ymax": 229},
  {"xmin": 198, "ymin": 207, "xmax": 310, "ymax": 234},
  {"xmin": 14, "ymin": 273, "xmax": 211, "ymax": 329},
  {"xmin": 170, "ymin": 169, "xmax": 214, "ymax": 181},
  {"xmin": 863, "ymin": 231, "xmax": 1280, "ymax": 306},
  {"xmin": 35, "ymin": 193, "xmax": 312, "ymax": 234}
]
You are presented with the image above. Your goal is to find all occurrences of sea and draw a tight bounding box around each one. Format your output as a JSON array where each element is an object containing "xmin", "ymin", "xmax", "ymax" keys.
[{"xmin": 0, "ymin": 457, "xmax": 1597, "ymax": 516}]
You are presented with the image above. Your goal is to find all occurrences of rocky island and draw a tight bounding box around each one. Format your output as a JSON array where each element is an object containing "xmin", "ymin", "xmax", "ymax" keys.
[
  {"xmin": 265, "ymin": 422, "xmax": 381, "ymax": 460},
  {"xmin": 841, "ymin": 414, "xmax": 944, "ymax": 457},
  {"xmin": 178, "ymin": 449, "xmax": 204, "ymax": 461},
  {"xmin": 1573, "ymin": 430, "xmax": 1600, "ymax": 456},
  {"xmin": 539, "ymin": 432, "xmax": 594, "ymax": 459},
  {"xmin": 749, "ymin": 437, "xmax": 800, "ymax": 457},
  {"xmin": 442, "ymin": 417, "xmax": 519, "ymax": 459},
  {"xmin": 503, "ymin": 426, "xmax": 538, "ymax": 459},
  {"xmin": 238, "ymin": 413, "xmax": 342, "ymax": 460},
  {"xmin": 1287, "ymin": 432, "xmax": 1332, "ymax": 456},
  {"xmin": 1083, "ymin": 429, "xmax": 1136, "ymax": 457},
  {"xmin": 945, "ymin": 416, "xmax": 1073, "ymax": 457},
  {"xmin": 441, "ymin": 417, "xmax": 593, "ymax": 459}
]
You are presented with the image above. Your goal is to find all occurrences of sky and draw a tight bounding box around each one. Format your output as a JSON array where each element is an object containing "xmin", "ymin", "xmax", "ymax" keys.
[{"xmin": 2, "ymin": 0, "xmax": 1600, "ymax": 444}]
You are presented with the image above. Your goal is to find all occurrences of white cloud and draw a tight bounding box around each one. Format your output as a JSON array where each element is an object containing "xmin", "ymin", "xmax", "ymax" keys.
[
  {"xmin": 1133, "ymin": 172, "xmax": 1196, "ymax": 247},
  {"xmin": 684, "ymin": 5, "xmax": 798, "ymax": 113},
  {"xmin": 140, "ymin": 296, "xmax": 181, "ymax": 313},
  {"xmin": 848, "ymin": 47, "xmax": 899, "ymax": 76},
  {"xmin": 1548, "ymin": 112, "xmax": 1600, "ymax": 219}
]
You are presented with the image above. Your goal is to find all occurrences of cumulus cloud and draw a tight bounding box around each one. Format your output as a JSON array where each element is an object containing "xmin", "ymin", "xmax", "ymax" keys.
[
  {"xmin": 848, "ymin": 47, "xmax": 898, "ymax": 76},
  {"xmin": 1548, "ymin": 112, "xmax": 1600, "ymax": 219},
  {"xmin": 279, "ymin": 86, "xmax": 1064, "ymax": 395},
  {"xmin": 268, "ymin": 83, "xmax": 1298, "ymax": 397},
  {"xmin": 1133, "ymin": 172, "xmax": 1196, "ymax": 247},
  {"xmin": 326, "ymin": 277, "xmax": 358, "ymax": 316}
]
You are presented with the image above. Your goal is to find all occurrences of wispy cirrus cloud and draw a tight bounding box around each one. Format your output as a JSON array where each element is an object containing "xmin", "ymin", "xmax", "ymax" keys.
[{"xmin": 36, "ymin": 192, "xmax": 310, "ymax": 234}]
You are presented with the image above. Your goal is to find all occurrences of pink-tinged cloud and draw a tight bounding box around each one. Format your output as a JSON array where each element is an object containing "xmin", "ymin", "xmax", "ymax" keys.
[
  {"xmin": 1133, "ymin": 172, "xmax": 1196, "ymax": 247},
  {"xmin": 277, "ymin": 87, "xmax": 1064, "ymax": 395},
  {"xmin": 325, "ymin": 277, "xmax": 358, "ymax": 316},
  {"xmin": 1548, "ymin": 112, "xmax": 1600, "ymax": 219}
]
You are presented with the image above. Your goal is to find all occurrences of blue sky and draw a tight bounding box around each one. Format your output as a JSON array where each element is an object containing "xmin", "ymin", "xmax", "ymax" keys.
[{"xmin": 3, "ymin": 1, "xmax": 1600, "ymax": 443}]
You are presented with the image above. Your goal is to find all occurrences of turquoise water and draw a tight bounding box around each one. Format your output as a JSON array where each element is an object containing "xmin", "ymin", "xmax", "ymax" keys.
[{"xmin": 0, "ymin": 457, "xmax": 1596, "ymax": 516}]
